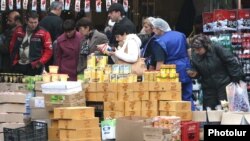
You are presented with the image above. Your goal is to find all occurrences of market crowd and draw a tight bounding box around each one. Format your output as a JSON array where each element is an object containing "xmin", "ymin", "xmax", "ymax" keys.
[{"xmin": 0, "ymin": 2, "xmax": 244, "ymax": 111}]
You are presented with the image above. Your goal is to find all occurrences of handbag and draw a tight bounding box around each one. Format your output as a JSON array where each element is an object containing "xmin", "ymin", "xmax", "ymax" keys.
[{"xmin": 115, "ymin": 43, "xmax": 146, "ymax": 76}]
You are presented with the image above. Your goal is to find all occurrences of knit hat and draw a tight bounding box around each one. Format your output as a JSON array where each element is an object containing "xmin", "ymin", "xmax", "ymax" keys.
[{"xmin": 152, "ymin": 18, "xmax": 171, "ymax": 32}]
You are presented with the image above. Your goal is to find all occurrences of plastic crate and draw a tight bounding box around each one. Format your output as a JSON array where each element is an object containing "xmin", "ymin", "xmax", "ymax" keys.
[{"xmin": 3, "ymin": 121, "xmax": 47, "ymax": 141}]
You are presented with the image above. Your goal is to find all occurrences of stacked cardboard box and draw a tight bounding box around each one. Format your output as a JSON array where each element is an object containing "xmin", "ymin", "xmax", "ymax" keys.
[
  {"xmin": 35, "ymin": 81, "xmax": 45, "ymax": 97},
  {"xmin": 0, "ymin": 92, "xmax": 26, "ymax": 140},
  {"xmin": 86, "ymin": 81, "xmax": 189, "ymax": 119},
  {"xmin": 41, "ymin": 81, "xmax": 86, "ymax": 111},
  {"xmin": 48, "ymin": 107, "xmax": 101, "ymax": 141},
  {"xmin": 159, "ymin": 101, "xmax": 192, "ymax": 121}
]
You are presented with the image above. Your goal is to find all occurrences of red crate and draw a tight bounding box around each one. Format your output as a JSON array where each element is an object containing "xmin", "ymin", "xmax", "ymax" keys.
[{"xmin": 181, "ymin": 121, "xmax": 200, "ymax": 141}]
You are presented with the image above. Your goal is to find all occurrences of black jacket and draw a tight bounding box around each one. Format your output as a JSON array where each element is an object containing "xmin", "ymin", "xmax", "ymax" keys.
[
  {"xmin": 40, "ymin": 12, "xmax": 63, "ymax": 42},
  {"xmin": 191, "ymin": 45, "xmax": 243, "ymax": 89}
]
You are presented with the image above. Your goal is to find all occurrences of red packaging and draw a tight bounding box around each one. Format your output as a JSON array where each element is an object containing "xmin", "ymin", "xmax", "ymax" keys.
[
  {"xmin": 181, "ymin": 121, "xmax": 200, "ymax": 141},
  {"xmin": 237, "ymin": 9, "xmax": 250, "ymax": 30},
  {"xmin": 213, "ymin": 9, "xmax": 237, "ymax": 31},
  {"xmin": 202, "ymin": 12, "xmax": 214, "ymax": 32}
]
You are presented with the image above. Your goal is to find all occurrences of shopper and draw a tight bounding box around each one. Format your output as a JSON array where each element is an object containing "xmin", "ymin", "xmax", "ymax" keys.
[
  {"xmin": 0, "ymin": 11, "xmax": 22, "ymax": 72},
  {"xmin": 188, "ymin": 34, "xmax": 244, "ymax": 110},
  {"xmin": 150, "ymin": 18, "xmax": 194, "ymax": 110},
  {"xmin": 56, "ymin": 19, "xmax": 83, "ymax": 81},
  {"xmin": 40, "ymin": 1, "xmax": 64, "ymax": 71},
  {"xmin": 76, "ymin": 17, "xmax": 109, "ymax": 73},
  {"xmin": 9, "ymin": 12, "xmax": 52, "ymax": 76},
  {"xmin": 139, "ymin": 17, "xmax": 156, "ymax": 69},
  {"xmin": 98, "ymin": 23, "xmax": 141, "ymax": 64}
]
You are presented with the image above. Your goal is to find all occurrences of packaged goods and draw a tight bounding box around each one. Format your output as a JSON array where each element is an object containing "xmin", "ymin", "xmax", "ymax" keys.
[
  {"xmin": 87, "ymin": 55, "xmax": 96, "ymax": 68},
  {"xmin": 49, "ymin": 65, "xmax": 59, "ymax": 73},
  {"xmin": 112, "ymin": 64, "xmax": 120, "ymax": 74}
]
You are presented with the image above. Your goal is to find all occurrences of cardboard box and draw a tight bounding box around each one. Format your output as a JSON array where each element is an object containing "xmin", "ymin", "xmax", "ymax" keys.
[
  {"xmin": 58, "ymin": 118, "xmax": 99, "ymax": 129},
  {"xmin": 125, "ymin": 101, "xmax": 141, "ymax": 111},
  {"xmin": 59, "ymin": 128, "xmax": 101, "ymax": 139},
  {"xmin": 54, "ymin": 107, "xmax": 95, "ymax": 120},
  {"xmin": 31, "ymin": 108, "xmax": 49, "ymax": 119},
  {"xmin": 35, "ymin": 91, "xmax": 43, "ymax": 97},
  {"xmin": 96, "ymin": 83, "xmax": 117, "ymax": 92},
  {"xmin": 160, "ymin": 111, "xmax": 192, "ymax": 121},
  {"xmin": 221, "ymin": 112, "xmax": 250, "ymax": 125},
  {"xmin": 207, "ymin": 110, "xmax": 224, "ymax": 124},
  {"xmin": 0, "ymin": 104, "xmax": 25, "ymax": 113},
  {"xmin": 148, "ymin": 82, "xmax": 181, "ymax": 92},
  {"xmin": 0, "ymin": 113, "xmax": 24, "ymax": 123},
  {"xmin": 159, "ymin": 91, "xmax": 182, "ymax": 101},
  {"xmin": 48, "ymin": 127, "xmax": 60, "ymax": 140},
  {"xmin": 35, "ymin": 81, "xmax": 45, "ymax": 91},
  {"xmin": 96, "ymin": 92, "xmax": 117, "ymax": 102},
  {"xmin": 51, "ymin": 120, "xmax": 59, "ymax": 128},
  {"xmin": 0, "ymin": 83, "xmax": 27, "ymax": 91},
  {"xmin": 60, "ymin": 138, "xmax": 101, "ymax": 141},
  {"xmin": 45, "ymin": 100, "xmax": 86, "ymax": 111},
  {"xmin": 117, "ymin": 83, "xmax": 133, "ymax": 92},
  {"xmin": 116, "ymin": 116, "xmax": 151, "ymax": 141},
  {"xmin": 86, "ymin": 83, "xmax": 97, "ymax": 92},
  {"xmin": 117, "ymin": 91, "xmax": 134, "ymax": 101},
  {"xmin": 125, "ymin": 110, "xmax": 141, "ymax": 116},
  {"xmin": 30, "ymin": 97, "xmax": 45, "ymax": 108},
  {"xmin": 133, "ymin": 82, "xmax": 149, "ymax": 91},
  {"xmin": 141, "ymin": 101, "xmax": 158, "ymax": 111},
  {"xmin": 141, "ymin": 110, "xmax": 158, "ymax": 118},
  {"xmin": 143, "ymin": 126, "xmax": 171, "ymax": 141},
  {"xmin": 159, "ymin": 101, "xmax": 191, "ymax": 111},
  {"xmin": 85, "ymin": 92, "xmax": 97, "ymax": 101},
  {"xmin": 0, "ymin": 93, "xmax": 26, "ymax": 103},
  {"xmin": 0, "ymin": 123, "xmax": 25, "ymax": 132},
  {"xmin": 134, "ymin": 91, "xmax": 149, "ymax": 100},
  {"xmin": 44, "ymin": 91, "xmax": 85, "ymax": 104},
  {"xmin": 104, "ymin": 101, "xmax": 124, "ymax": 111},
  {"xmin": 104, "ymin": 111, "xmax": 124, "ymax": 119}
]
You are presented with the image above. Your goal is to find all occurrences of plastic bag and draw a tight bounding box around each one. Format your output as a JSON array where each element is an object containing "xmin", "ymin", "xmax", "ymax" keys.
[{"xmin": 226, "ymin": 81, "xmax": 250, "ymax": 112}]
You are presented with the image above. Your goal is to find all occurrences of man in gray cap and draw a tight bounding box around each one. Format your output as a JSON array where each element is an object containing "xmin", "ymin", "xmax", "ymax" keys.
[
  {"xmin": 108, "ymin": 3, "xmax": 136, "ymax": 47},
  {"xmin": 40, "ymin": 1, "xmax": 63, "ymax": 71},
  {"xmin": 149, "ymin": 18, "xmax": 194, "ymax": 110}
]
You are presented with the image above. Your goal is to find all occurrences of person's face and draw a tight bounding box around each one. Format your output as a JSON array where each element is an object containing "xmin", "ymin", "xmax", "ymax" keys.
[
  {"xmin": 153, "ymin": 27, "xmax": 162, "ymax": 35},
  {"xmin": 193, "ymin": 47, "xmax": 206, "ymax": 56},
  {"xmin": 65, "ymin": 29, "xmax": 76, "ymax": 38},
  {"xmin": 78, "ymin": 26, "xmax": 89, "ymax": 36},
  {"xmin": 7, "ymin": 14, "xmax": 16, "ymax": 27},
  {"xmin": 108, "ymin": 11, "xmax": 120, "ymax": 22},
  {"xmin": 27, "ymin": 18, "xmax": 39, "ymax": 31},
  {"xmin": 56, "ymin": 7, "xmax": 62, "ymax": 16},
  {"xmin": 143, "ymin": 23, "xmax": 153, "ymax": 34},
  {"xmin": 115, "ymin": 34, "xmax": 126, "ymax": 42}
]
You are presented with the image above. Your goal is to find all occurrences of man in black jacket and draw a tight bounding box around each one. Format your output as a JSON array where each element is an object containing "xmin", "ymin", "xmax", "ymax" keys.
[
  {"xmin": 108, "ymin": 3, "xmax": 136, "ymax": 47},
  {"xmin": 40, "ymin": 1, "xmax": 63, "ymax": 71}
]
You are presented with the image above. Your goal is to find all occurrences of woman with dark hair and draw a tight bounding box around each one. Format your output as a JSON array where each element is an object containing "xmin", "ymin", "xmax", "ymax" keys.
[{"xmin": 188, "ymin": 34, "xmax": 244, "ymax": 110}]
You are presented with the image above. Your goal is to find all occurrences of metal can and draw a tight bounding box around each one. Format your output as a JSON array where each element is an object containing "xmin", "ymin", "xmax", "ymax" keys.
[
  {"xmin": 112, "ymin": 64, "xmax": 120, "ymax": 74},
  {"xmin": 87, "ymin": 55, "xmax": 96, "ymax": 69}
]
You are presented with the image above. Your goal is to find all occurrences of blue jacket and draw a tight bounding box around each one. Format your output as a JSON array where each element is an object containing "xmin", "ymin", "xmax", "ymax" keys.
[{"xmin": 154, "ymin": 31, "xmax": 191, "ymax": 83}]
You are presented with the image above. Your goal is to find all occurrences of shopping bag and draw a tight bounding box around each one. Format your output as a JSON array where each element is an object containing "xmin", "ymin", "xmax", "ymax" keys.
[
  {"xmin": 101, "ymin": 119, "xmax": 116, "ymax": 140},
  {"xmin": 226, "ymin": 81, "xmax": 250, "ymax": 112},
  {"xmin": 116, "ymin": 57, "xmax": 146, "ymax": 76}
]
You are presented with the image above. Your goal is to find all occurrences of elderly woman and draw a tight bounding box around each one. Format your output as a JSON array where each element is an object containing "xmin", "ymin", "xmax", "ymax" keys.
[
  {"xmin": 188, "ymin": 34, "xmax": 244, "ymax": 110},
  {"xmin": 138, "ymin": 17, "xmax": 156, "ymax": 68}
]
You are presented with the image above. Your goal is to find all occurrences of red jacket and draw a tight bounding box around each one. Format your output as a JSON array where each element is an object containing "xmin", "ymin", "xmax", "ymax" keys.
[{"xmin": 9, "ymin": 25, "xmax": 52, "ymax": 66}]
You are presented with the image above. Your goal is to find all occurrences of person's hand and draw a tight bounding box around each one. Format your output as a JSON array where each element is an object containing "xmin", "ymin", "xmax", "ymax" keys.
[
  {"xmin": 97, "ymin": 43, "xmax": 108, "ymax": 53},
  {"xmin": 106, "ymin": 51, "xmax": 115, "ymax": 56},
  {"xmin": 31, "ymin": 60, "xmax": 42, "ymax": 69},
  {"xmin": 187, "ymin": 69, "xmax": 198, "ymax": 77}
]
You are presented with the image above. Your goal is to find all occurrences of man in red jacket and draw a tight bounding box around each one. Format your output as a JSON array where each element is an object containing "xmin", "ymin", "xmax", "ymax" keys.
[{"xmin": 9, "ymin": 12, "xmax": 52, "ymax": 75}]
